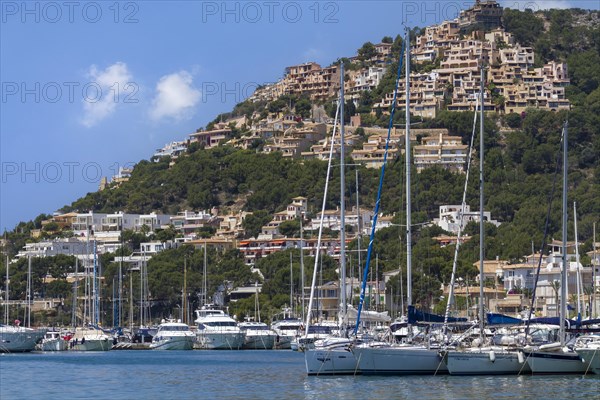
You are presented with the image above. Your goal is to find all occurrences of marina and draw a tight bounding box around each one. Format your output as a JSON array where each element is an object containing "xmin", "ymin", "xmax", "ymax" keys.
[
  {"xmin": 1, "ymin": 350, "xmax": 598, "ymax": 400},
  {"xmin": 2, "ymin": 2, "xmax": 600, "ymax": 399}
]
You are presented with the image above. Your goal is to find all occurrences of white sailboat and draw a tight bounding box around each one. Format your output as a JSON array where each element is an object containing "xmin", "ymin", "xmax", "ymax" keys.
[
  {"xmin": 0, "ymin": 250, "xmax": 45, "ymax": 353},
  {"xmin": 70, "ymin": 239, "xmax": 112, "ymax": 351},
  {"xmin": 523, "ymin": 121, "xmax": 591, "ymax": 374},
  {"xmin": 444, "ymin": 64, "xmax": 529, "ymax": 375},
  {"xmin": 352, "ymin": 29, "xmax": 449, "ymax": 376},
  {"xmin": 305, "ymin": 63, "xmax": 363, "ymax": 374}
]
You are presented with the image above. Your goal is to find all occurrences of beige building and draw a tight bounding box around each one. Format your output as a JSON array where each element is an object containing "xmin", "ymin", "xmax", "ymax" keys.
[
  {"xmin": 189, "ymin": 123, "xmax": 231, "ymax": 149},
  {"xmin": 413, "ymin": 131, "xmax": 468, "ymax": 173}
]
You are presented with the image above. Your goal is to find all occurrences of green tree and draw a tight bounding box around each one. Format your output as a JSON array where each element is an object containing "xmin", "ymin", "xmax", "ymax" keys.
[
  {"xmin": 295, "ymin": 97, "xmax": 312, "ymax": 119},
  {"xmin": 357, "ymin": 42, "xmax": 377, "ymax": 61}
]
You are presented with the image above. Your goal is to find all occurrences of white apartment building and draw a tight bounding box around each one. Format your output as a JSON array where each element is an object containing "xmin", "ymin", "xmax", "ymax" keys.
[
  {"xmin": 72, "ymin": 211, "xmax": 172, "ymax": 237},
  {"xmin": 433, "ymin": 205, "xmax": 500, "ymax": 234},
  {"xmin": 413, "ymin": 132, "xmax": 468, "ymax": 173}
]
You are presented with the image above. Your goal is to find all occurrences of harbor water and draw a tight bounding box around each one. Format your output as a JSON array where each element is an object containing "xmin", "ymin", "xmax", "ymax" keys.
[{"xmin": 1, "ymin": 350, "xmax": 598, "ymax": 399}]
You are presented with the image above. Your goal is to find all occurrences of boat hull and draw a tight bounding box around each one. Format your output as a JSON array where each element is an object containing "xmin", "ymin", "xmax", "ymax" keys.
[
  {"xmin": 243, "ymin": 334, "xmax": 276, "ymax": 350},
  {"xmin": 70, "ymin": 338, "xmax": 112, "ymax": 351},
  {"xmin": 354, "ymin": 345, "xmax": 448, "ymax": 375},
  {"xmin": 524, "ymin": 350, "xmax": 589, "ymax": 374},
  {"xmin": 0, "ymin": 328, "xmax": 46, "ymax": 353},
  {"xmin": 196, "ymin": 332, "xmax": 245, "ymax": 350},
  {"xmin": 575, "ymin": 348, "xmax": 600, "ymax": 375},
  {"xmin": 274, "ymin": 335, "xmax": 294, "ymax": 349},
  {"xmin": 446, "ymin": 349, "xmax": 530, "ymax": 375},
  {"xmin": 150, "ymin": 336, "xmax": 194, "ymax": 351},
  {"xmin": 305, "ymin": 346, "xmax": 359, "ymax": 375},
  {"xmin": 41, "ymin": 339, "xmax": 68, "ymax": 352}
]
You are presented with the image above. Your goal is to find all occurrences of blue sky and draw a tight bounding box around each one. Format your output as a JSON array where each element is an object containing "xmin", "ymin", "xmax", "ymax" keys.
[{"xmin": 1, "ymin": 0, "xmax": 598, "ymax": 232}]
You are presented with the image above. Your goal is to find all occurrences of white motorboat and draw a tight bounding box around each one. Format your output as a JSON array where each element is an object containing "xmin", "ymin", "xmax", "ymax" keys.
[
  {"xmin": 271, "ymin": 318, "xmax": 302, "ymax": 349},
  {"xmin": 353, "ymin": 342, "xmax": 448, "ymax": 375},
  {"xmin": 69, "ymin": 326, "xmax": 112, "ymax": 351},
  {"xmin": 297, "ymin": 323, "xmax": 336, "ymax": 351},
  {"xmin": 239, "ymin": 322, "xmax": 277, "ymax": 350},
  {"xmin": 194, "ymin": 306, "xmax": 245, "ymax": 350},
  {"xmin": 150, "ymin": 320, "xmax": 195, "ymax": 350},
  {"xmin": 40, "ymin": 330, "xmax": 68, "ymax": 352},
  {"xmin": 0, "ymin": 324, "xmax": 46, "ymax": 353}
]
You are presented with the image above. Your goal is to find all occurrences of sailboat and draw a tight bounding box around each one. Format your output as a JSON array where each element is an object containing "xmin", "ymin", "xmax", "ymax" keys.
[
  {"xmin": 444, "ymin": 64, "xmax": 530, "ymax": 375},
  {"xmin": 70, "ymin": 238, "xmax": 112, "ymax": 351},
  {"xmin": 304, "ymin": 62, "xmax": 359, "ymax": 374},
  {"xmin": 1, "ymin": 251, "xmax": 45, "ymax": 353},
  {"xmin": 523, "ymin": 121, "xmax": 592, "ymax": 374},
  {"xmin": 352, "ymin": 29, "xmax": 449, "ymax": 376}
]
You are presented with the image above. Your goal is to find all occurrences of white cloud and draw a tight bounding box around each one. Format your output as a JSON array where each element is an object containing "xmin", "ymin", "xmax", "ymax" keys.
[
  {"xmin": 81, "ymin": 62, "xmax": 133, "ymax": 128},
  {"xmin": 499, "ymin": 0, "xmax": 572, "ymax": 10},
  {"xmin": 149, "ymin": 71, "xmax": 200, "ymax": 121}
]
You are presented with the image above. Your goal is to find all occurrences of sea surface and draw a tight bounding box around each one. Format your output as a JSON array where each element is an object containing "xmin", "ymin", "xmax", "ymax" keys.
[{"xmin": 1, "ymin": 350, "xmax": 598, "ymax": 400}]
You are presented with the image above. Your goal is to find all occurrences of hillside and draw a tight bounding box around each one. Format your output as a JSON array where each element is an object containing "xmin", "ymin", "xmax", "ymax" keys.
[{"xmin": 2, "ymin": 7, "xmax": 599, "ymax": 323}]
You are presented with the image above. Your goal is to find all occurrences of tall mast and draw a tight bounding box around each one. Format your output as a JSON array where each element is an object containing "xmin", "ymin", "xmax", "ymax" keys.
[
  {"xmin": 118, "ymin": 233, "xmax": 123, "ymax": 327},
  {"xmin": 4, "ymin": 252, "xmax": 8, "ymax": 325},
  {"xmin": 203, "ymin": 241, "xmax": 208, "ymax": 305},
  {"xmin": 93, "ymin": 239, "xmax": 99, "ymax": 325},
  {"xmin": 72, "ymin": 257, "xmax": 78, "ymax": 327},
  {"xmin": 129, "ymin": 273, "xmax": 133, "ymax": 332},
  {"xmin": 560, "ymin": 121, "xmax": 568, "ymax": 345},
  {"xmin": 355, "ymin": 168, "xmax": 362, "ymax": 303},
  {"xmin": 290, "ymin": 252, "xmax": 293, "ymax": 315},
  {"xmin": 405, "ymin": 27, "xmax": 412, "ymax": 308},
  {"xmin": 140, "ymin": 249, "xmax": 144, "ymax": 327},
  {"xmin": 27, "ymin": 255, "xmax": 32, "ymax": 327},
  {"xmin": 300, "ymin": 207, "xmax": 305, "ymax": 322},
  {"xmin": 478, "ymin": 63, "xmax": 485, "ymax": 338},
  {"xmin": 84, "ymin": 228, "xmax": 90, "ymax": 324},
  {"xmin": 339, "ymin": 62, "xmax": 348, "ymax": 328},
  {"xmin": 183, "ymin": 256, "xmax": 187, "ymax": 324},
  {"xmin": 593, "ymin": 222, "xmax": 597, "ymax": 318},
  {"xmin": 574, "ymin": 202, "xmax": 583, "ymax": 320}
]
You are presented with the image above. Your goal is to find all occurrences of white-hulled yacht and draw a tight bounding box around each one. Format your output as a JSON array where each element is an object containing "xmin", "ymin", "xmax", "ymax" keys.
[
  {"xmin": 271, "ymin": 318, "xmax": 302, "ymax": 349},
  {"xmin": 305, "ymin": 336, "xmax": 362, "ymax": 375},
  {"xmin": 297, "ymin": 323, "xmax": 337, "ymax": 351},
  {"xmin": 194, "ymin": 305, "xmax": 245, "ymax": 350},
  {"xmin": 69, "ymin": 326, "xmax": 112, "ymax": 351},
  {"xmin": 0, "ymin": 324, "xmax": 46, "ymax": 353},
  {"xmin": 353, "ymin": 342, "xmax": 449, "ymax": 375},
  {"xmin": 40, "ymin": 330, "xmax": 68, "ymax": 351},
  {"xmin": 574, "ymin": 334, "xmax": 600, "ymax": 375},
  {"xmin": 305, "ymin": 307, "xmax": 392, "ymax": 375},
  {"xmin": 524, "ymin": 340, "xmax": 591, "ymax": 374},
  {"xmin": 444, "ymin": 324, "xmax": 556, "ymax": 375},
  {"xmin": 446, "ymin": 346, "xmax": 529, "ymax": 375},
  {"xmin": 150, "ymin": 319, "xmax": 195, "ymax": 350},
  {"xmin": 239, "ymin": 322, "xmax": 277, "ymax": 350}
]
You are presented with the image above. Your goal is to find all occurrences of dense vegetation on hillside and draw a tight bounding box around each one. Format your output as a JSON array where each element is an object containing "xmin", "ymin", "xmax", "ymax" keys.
[{"xmin": 2, "ymin": 8, "xmax": 599, "ymax": 325}]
